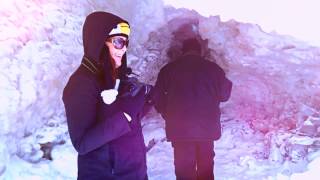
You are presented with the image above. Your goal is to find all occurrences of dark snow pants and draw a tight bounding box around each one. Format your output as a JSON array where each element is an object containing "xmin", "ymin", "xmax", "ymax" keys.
[{"xmin": 172, "ymin": 141, "xmax": 214, "ymax": 180}]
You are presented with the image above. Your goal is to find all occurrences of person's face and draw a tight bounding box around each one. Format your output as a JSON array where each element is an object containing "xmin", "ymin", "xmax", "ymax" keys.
[{"xmin": 105, "ymin": 36, "xmax": 128, "ymax": 68}]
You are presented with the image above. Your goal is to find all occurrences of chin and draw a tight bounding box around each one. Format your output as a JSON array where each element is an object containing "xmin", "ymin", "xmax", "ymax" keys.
[
  {"xmin": 115, "ymin": 62, "xmax": 122, "ymax": 68},
  {"xmin": 113, "ymin": 59, "xmax": 122, "ymax": 67}
]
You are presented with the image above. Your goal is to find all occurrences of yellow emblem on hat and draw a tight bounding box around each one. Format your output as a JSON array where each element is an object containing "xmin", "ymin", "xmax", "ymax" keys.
[{"xmin": 109, "ymin": 22, "xmax": 130, "ymax": 36}]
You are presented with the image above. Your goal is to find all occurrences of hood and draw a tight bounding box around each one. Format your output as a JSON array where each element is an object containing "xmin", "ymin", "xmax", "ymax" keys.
[
  {"xmin": 82, "ymin": 11, "xmax": 130, "ymax": 85},
  {"xmin": 82, "ymin": 11, "xmax": 129, "ymax": 62}
]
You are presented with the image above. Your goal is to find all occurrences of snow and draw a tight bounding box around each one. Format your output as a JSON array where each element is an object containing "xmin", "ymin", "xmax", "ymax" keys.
[
  {"xmin": 163, "ymin": 0, "xmax": 320, "ymax": 47},
  {"xmin": 1, "ymin": 0, "xmax": 320, "ymax": 180}
]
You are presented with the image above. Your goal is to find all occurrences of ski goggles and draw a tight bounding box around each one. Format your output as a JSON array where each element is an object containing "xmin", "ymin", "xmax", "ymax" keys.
[{"xmin": 107, "ymin": 37, "xmax": 129, "ymax": 49}]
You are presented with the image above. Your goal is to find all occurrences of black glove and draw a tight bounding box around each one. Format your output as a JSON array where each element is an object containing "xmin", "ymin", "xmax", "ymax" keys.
[
  {"xmin": 118, "ymin": 77, "xmax": 147, "ymax": 98},
  {"xmin": 117, "ymin": 86, "xmax": 147, "ymax": 121}
]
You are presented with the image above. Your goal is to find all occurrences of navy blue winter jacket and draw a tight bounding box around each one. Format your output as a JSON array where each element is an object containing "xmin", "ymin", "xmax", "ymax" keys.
[
  {"xmin": 154, "ymin": 53, "xmax": 232, "ymax": 141},
  {"xmin": 62, "ymin": 12, "xmax": 147, "ymax": 179}
]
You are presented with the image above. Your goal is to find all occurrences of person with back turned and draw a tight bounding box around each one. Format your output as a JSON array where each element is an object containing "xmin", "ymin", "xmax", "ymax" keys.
[{"xmin": 153, "ymin": 38, "xmax": 232, "ymax": 180}]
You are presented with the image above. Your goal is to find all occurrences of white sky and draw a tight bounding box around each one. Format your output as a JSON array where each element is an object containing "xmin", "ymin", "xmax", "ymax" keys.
[{"xmin": 163, "ymin": 0, "xmax": 320, "ymax": 46}]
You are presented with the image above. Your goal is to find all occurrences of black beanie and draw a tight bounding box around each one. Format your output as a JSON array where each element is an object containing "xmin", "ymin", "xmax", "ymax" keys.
[{"xmin": 182, "ymin": 38, "xmax": 201, "ymax": 53}]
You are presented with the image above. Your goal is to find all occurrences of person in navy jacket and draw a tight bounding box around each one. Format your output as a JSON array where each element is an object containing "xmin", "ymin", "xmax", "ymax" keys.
[
  {"xmin": 153, "ymin": 38, "xmax": 232, "ymax": 180},
  {"xmin": 62, "ymin": 11, "xmax": 148, "ymax": 180}
]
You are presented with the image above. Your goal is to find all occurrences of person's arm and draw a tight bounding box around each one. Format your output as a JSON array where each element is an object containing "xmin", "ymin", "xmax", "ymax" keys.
[
  {"xmin": 152, "ymin": 69, "xmax": 167, "ymax": 114},
  {"xmin": 217, "ymin": 67, "xmax": 232, "ymax": 102},
  {"xmin": 62, "ymin": 76, "xmax": 131, "ymax": 155}
]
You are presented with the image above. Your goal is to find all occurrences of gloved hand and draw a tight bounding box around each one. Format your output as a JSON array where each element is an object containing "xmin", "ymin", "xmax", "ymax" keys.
[
  {"xmin": 118, "ymin": 77, "xmax": 144, "ymax": 98},
  {"xmin": 101, "ymin": 89, "xmax": 118, "ymax": 104},
  {"xmin": 118, "ymin": 86, "xmax": 147, "ymax": 121}
]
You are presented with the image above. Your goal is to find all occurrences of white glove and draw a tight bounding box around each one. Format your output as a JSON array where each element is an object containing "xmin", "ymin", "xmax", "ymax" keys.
[{"xmin": 101, "ymin": 89, "xmax": 118, "ymax": 104}]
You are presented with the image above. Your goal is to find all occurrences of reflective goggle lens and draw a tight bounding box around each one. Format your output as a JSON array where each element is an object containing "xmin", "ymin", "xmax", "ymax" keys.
[{"xmin": 110, "ymin": 38, "xmax": 129, "ymax": 49}]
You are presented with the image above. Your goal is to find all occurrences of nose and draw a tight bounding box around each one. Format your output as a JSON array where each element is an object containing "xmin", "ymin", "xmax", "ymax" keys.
[{"xmin": 121, "ymin": 46, "xmax": 127, "ymax": 52}]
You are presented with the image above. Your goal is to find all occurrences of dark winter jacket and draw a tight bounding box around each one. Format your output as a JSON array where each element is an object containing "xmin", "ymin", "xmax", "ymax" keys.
[
  {"xmin": 153, "ymin": 52, "xmax": 232, "ymax": 141},
  {"xmin": 62, "ymin": 12, "xmax": 147, "ymax": 179}
]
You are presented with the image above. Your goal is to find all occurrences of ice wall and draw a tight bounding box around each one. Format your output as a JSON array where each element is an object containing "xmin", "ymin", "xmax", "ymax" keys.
[
  {"xmin": 199, "ymin": 16, "xmax": 320, "ymax": 132},
  {"xmin": 136, "ymin": 8, "xmax": 320, "ymax": 134},
  {"xmin": 0, "ymin": 0, "xmax": 164, "ymax": 174}
]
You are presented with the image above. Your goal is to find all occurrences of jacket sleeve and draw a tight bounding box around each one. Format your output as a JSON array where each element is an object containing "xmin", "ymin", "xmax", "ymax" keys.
[
  {"xmin": 62, "ymin": 76, "xmax": 131, "ymax": 155},
  {"xmin": 217, "ymin": 68, "xmax": 232, "ymax": 102},
  {"xmin": 152, "ymin": 69, "xmax": 167, "ymax": 115}
]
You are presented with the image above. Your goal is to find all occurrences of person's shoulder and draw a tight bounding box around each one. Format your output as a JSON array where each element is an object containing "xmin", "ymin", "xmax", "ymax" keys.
[
  {"xmin": 69, "ymin": 66, "xmax": 92, "ymax": 81},
  {"xmin": 159, "ymin": 61, "xmax": 176, "ymax": 73},
  {"xmin": 203, "ymin": 59, "xmax": 225, "ymax": 73},
  {"xmin": 205, "ymin": 59, "xmax": 221, "ymax": 68},
  {"xmin": 65, "ymin": 66, "xmax": 98, "ymax": 90}
]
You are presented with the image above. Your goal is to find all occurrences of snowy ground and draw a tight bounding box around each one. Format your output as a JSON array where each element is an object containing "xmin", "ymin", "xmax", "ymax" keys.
[{"xmin": 2, "ymin": 111, "xmax": 320, "ymax": 180}]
